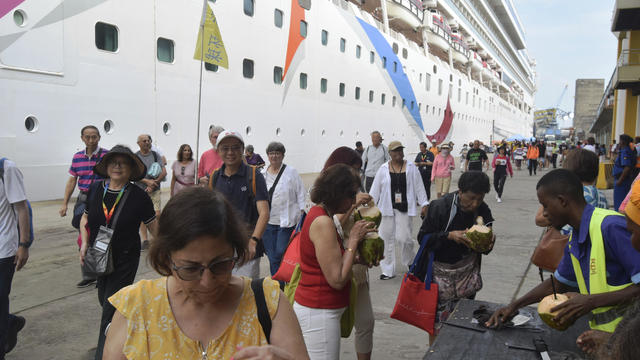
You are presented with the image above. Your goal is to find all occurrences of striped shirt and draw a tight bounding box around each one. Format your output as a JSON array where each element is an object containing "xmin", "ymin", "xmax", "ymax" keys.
[{"xmin": 69, "ymin": 147, "xmax": 108, "ymax": 192}]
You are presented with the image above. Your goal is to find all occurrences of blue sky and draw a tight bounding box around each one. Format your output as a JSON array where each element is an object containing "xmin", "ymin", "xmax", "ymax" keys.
[{"xmin": 514, "ymin": 0, "xmax": 617, "ymax": 126}]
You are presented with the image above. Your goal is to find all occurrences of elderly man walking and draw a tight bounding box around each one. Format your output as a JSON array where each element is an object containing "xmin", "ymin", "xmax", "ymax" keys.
[
  {"xmin": 198, "ymin": 125, "xmax": 224, "ymax": 184},
  {"xmin": 361, "ymin": 130, "xmax": 390, "ymax": 192},
  {"xmin": 208, "ymin": 130, "xmax": 270, "ymax": 278},
  {"xmin": 135, "ymin": 134, "xmax": 166, "ymax": 250}
]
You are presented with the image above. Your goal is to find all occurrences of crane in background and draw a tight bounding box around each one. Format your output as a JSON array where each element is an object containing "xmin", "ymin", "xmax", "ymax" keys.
[{"xmin": 533, "ymin": 84, "xmax": 574, "ymax": 140}]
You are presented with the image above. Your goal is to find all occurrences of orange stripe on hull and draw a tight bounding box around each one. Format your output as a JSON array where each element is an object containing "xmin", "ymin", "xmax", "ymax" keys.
[{"xmin": 283, "ymin": 0, "xmax": 305, "ymax": 80}]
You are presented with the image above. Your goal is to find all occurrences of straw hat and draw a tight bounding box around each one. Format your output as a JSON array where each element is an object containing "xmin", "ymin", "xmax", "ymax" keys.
[{"xmin": 94, "ymin": 145, "xmax": 147, "ymax": 182}]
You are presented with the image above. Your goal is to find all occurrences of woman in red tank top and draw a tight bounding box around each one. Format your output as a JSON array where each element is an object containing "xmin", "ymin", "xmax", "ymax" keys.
[{"xmin": 293, "ymin": 164, "xmax": 375, "ymax": 360}]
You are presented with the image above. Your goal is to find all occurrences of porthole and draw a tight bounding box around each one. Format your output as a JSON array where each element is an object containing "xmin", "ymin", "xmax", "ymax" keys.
[
  {"xmin": 356, "ymin": 131, "xmax": 360, "ymax": 137},
  {"xmin": 321, "ymin": 129, "xmax": 326, "ymax": 136},
  {"xmin": 450, "ymin": 74, "xmax": 453, "ymax": 82},
  {"xmin": 245, "ymin": 126, "xmax": 252, "ymax": 136},
  {"xmin": 339, "ymin": 130, "xmax": 344, "ymax": 137},
  {"xmin": 162, "ymin": 122, "xmax": 171, "ymax": 135},
  {"xmin": 13, "ymin": 10, "xmax": 26, "ymax": 27},
  {"xmin": 276, "ymin": 128, "xmax": 281, "ymax": 136},
  {"xmin": 433, "ymin": 65, "xmax": 437, "ymax": 74},
  {"xmin": 24, "ymin": 116, "xmax": 38, "ymax": 133},
  {"xmin": 103, "ymin": 120, "xmax": 114, "ymax": 134},
  {"xmin": 300, "ymin": 128, "xmax": 306, "ymax": 136}
]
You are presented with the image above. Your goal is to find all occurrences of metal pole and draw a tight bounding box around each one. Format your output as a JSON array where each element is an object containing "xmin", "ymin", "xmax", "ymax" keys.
[
  {"xmin": 194, "ymin": 0, "xmax": 207, "ymax": 184},
  {"xmin": 380, "ymin": 0, "xmax": 390, "ymax": 34}
]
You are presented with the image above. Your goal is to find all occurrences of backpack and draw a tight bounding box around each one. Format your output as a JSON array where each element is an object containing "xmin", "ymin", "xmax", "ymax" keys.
[{"xmin": 0, "ymin": 158, "xmax": 34, "ymax": 246}]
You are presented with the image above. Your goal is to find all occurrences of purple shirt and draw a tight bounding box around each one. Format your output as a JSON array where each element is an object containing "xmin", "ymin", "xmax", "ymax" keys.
[
  {"xmin": 69, "ymin": 148, "xmax": 108, "ymax": 192},
  {"xmin": 245, "ymin": 153, "xmax": 265, "ymax": 166},
  {"xmin": 554, "ymin": 205, "xmax": 640, "ymax": 291}
]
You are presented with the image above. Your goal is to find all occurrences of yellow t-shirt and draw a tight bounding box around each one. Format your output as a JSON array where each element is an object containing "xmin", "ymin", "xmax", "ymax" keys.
[{"xmin": 109, "ymin": 276, "xmax": 280, "ymax": 359}]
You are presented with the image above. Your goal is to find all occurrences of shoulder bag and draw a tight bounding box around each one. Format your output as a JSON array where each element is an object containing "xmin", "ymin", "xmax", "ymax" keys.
[
  {"xmin": 530, "ymin": 226, "xmax": 569, "ymax": 272},
  {"xmin": 82, "ymin": 184, "xmax": 130, "ymax": 277}
]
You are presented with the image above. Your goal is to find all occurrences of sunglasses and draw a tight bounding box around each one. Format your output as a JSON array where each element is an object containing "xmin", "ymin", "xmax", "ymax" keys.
[{"xmin": 170, "ymin": 256, "xmax": 237, "ymax": 281}]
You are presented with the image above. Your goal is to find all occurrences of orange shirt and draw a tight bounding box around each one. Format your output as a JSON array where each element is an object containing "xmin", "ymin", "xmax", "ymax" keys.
[
  {"xmin": 526, "ymin": 146, "xmax": 539, "ymax": 160},
  {"xmin": 429, "ymin": 146, "xmax": 439, "ymax": 157}
]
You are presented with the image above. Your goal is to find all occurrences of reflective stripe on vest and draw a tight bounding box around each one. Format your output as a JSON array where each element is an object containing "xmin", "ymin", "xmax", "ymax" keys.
[{"xmin": 568, "ymin": 207, "xmax": 631, "ymax": 333}]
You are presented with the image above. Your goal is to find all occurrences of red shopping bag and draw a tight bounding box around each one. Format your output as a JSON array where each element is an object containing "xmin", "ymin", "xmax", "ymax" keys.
[
  {"xmin": 390, "ymin": 234, "xmax": 438, "ymax": 335},
  {"xmin": 272, "ymin": 212, "xmax": 306, "ymax": 282}
]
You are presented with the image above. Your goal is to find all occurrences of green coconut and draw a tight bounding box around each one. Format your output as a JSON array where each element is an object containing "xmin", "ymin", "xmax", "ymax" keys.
[
  {"xmin": 538, "ymin": 294, "xmax": 572, "ymax": 331},
  {"xmin": 354, "ymin": 201, "xmax": 382, "ymax": 227},
  {"xmin": 465, "ymin": 216, "xmax": 493, "ymax": 252},
  {"xmin": 358, "ymin": 232, "xmax": 384, "ymax": 265}
]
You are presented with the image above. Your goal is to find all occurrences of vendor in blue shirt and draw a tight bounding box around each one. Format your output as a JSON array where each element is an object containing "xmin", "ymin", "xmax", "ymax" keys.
[
  {"xmin": 612, "ymin": 134, "xmax": 636, "ymax": 210},
  {"xmin": 487, "ymin": 169, "xmax": 640, "ymax": 334}
]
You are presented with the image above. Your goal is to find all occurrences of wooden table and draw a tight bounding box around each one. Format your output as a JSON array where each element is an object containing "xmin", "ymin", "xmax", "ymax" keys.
[{"xmin": 423, "ymin": 299, "xmax": 589, "ymax": 360}]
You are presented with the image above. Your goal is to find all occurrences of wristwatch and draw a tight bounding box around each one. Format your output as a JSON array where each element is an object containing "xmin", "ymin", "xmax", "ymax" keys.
[
  {"xmin": 250, "ymin": 236, "xmax": 261, "ymax": 243},
  {"xmin": 18, "ymin": 242, "xmax": 31, "ymax": 248}
]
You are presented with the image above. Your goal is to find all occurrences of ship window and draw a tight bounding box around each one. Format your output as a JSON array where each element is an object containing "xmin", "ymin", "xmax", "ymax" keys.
[
  {"xmin": 243, "ymin": 58, "xmax": 254, "ymax": 78},
  {"xmin": 457, "ymin": 88, "xmax": 461, "ymax": 102},
  {"xmin": 355, "ymin": 87, "xmax": 360, "ymax": 100},
  {"xmin": 381, "ymin": 93, "xmax": 386, "ymax": 105},
  {"xmin": 244, "ymin": 0, "xmax": 254, "ymax": 16},
  {"xmin": 433, "ymin": 65, "xmax": 437, "ymax": 74},
  {"xmin": 339, "ymin": 83, "xmax": 345, "ymax": 97},
  {"xmin": 356, "ymin": 45, "xmax": 361, "ymax": 59},
  {"xmin": 24, "ymin": 116, "xmax": 39, "ymax": 133},
  {"xmin": 300, "ymin": 20, "xmax": 307, "ymax": 38},
  {"xmin": 466, "ymin": 92, "xmax": 469, "ymax": 105},
  {"xmin": 392, "ymin": 96, "xmax": 397, "ymax": 107},
  {"xmin": 369, "ymin": 90, "xmax": 374, "ymax": 103},
  {"xmin": 300, "ymin": 73, "xmax": 307, "ymax": 89},
  {"xmin": 450, "ymin": 74, "xmax": 453, "ymax": 82},
  {"xmin": 274, "ymin": 9, "xmax": 283, "ymax": 28},
  {"xmin": 162, "ymin": 122, "xmax": 171, "ymax": 135},
  {"xmin": 449, "ymin": 84, "xmax": 453, "ymax": 97},
  {"xmin": 340, "ymin": 38, "xmax": 346, "ymax": 52},
  {"xmin": 300, "ymin": 128, "xmax": 306, "ymax": 136},
  {"xmin": 273, "ymin": 66, "xmax": 283, "ymax": 84},
  {"xmin": 298, "ymin": 0, "xmax": 311, "ymax": 10},
  {"xmin": 432, "ymin": 106, "xmax": 435, "ymax": 115},
  {"xmin": 393, "ymin": 62, "xmax": 397, "ymax": 73},
  {"xmin": 438, "ymin": 108, "xmax": 441, "ymax": 116},
  {"xmin": 246, "ymin": 126, "xmax": 252, "ymax": 136},
  {"xmin": 205, "ymin": 63, "xmax": 218, "ymax": 72},
  {"xmin": 426, "ymin": 73, "xmax": 431, "ymax": 91},
  {"xmin": 438, "ymin": 79, "xmax": 443, "ymax": 95},
  {"xmin": 103, "ymin": 120, "xmax": 114, "ymax": 134},
  {"xmin": 276, "ymin": 128, "xmax": 282, "ymax": 136},
  {"xmin": 382, "ymin": 57, "xmax": 387, "ymax": 68},
  {"xmin": 411, "ymin": 101, "xmax": 414, "ymax": 110},
  {"xmin": 157, "ymin": 37, "xmax": 174, "ymax": 63},
  {"xmin": 459, "ymin": 79, "xmax": 462, "ymax": 86},
  {"xmin": 419, "ymin": 73, "xmax": 422, "ymax": 83},
  {"xmin": 321, "ymin": 30, "xmax": 328, "ymax": 45},
  {"xmin": 95, "ymin": 22, "xmax": 118, "ymax": 52},
  {"xmin": 426, "ymin": 105, "xmax": 429, "ymax": 113},
  {"xmin": 13, "ymin": 10, "xmax": 26, "ymax": 27},
  {"xmin": 402, "ymin": 48, "xmax": 408, "ymax": 59},
  {"xmin": 322, "ymin": 129, "xmax": 326, "ymax": 136},
  {"xmin": 402, "ymin": 98, "xmax": 406, "ymax": 108},
  {"xmin": 392, "ymin": 43, "xmax": 398, "ymax": 54},
  {"xmin": 370, "ymin": 51, "xmax": 375, "ymax": 64},
  {"xmin": 419, "ymin": 103, "xmax": 422, "ymax": 111},
  {"xmin": 320, "ymin": 78, "xmax": 327, "ymax": 93}
]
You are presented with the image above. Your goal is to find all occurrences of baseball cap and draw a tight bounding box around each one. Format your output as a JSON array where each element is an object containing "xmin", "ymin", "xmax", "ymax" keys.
[
  {"xmin": 216, "ymin": 130, "xmax": 244, "ymax": 147},
  {"xmin": 388, "ymin": 141, "xmax": 404, "ymax": 151}
]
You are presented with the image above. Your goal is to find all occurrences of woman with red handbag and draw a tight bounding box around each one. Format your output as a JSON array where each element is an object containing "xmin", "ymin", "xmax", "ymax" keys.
[{"xmin": 415, "ymin": 171, "xmax": 495, "ymax": 344}]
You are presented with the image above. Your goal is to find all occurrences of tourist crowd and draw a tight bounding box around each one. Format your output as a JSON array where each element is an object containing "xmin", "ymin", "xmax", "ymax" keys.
[{"xmin": 2, "ymin": 126, "xmax": 640, "ymax": 360}]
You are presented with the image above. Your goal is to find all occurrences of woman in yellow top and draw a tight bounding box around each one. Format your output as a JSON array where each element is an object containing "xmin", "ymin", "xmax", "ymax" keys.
[{"xmin": 102, "ymin": 187, "xmax": 309, "ymax": 360}]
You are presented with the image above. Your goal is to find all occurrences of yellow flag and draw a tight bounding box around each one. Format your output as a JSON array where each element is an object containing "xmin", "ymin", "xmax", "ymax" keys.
[{"xmin": 194, "ymin": 4, "xmax": 228, "ymax": 69}]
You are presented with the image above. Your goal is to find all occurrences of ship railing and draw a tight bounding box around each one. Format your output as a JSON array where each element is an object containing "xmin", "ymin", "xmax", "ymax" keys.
[
  {"xmin": 390, "ymin": 0, "xmax": 425, "ymax": 22},
  {"xmin": 617, "ymin": 49, "xmax": 640, "ymax": 66},
  {"xmin": 429, "ymin": 16, "xmax": 451, "ymax": 43}
]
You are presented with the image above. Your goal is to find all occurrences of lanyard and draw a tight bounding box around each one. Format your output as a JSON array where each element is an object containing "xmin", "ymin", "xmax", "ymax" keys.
[{"xmin": 102, "ymin": 183, "xmax": 126, "ymax": 225}]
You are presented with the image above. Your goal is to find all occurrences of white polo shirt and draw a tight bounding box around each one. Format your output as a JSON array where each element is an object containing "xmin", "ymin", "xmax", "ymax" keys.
[{"xmin": 0, "ymin": 159, "xmax": 27, "ymax": 259}]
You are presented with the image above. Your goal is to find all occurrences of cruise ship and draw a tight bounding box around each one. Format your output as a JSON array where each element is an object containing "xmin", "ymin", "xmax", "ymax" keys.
[{"xmin": 0, "ymin": 0, "xmax": 536, "ymax": 201}]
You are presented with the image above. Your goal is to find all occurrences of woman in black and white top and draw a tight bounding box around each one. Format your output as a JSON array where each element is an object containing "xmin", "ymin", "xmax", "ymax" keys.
[
  {"xmin": 79, "ymin": 145, "xmax": 157, "ymax": 360},
  {"xmin": 260, "ymin": 142, "xmax": 306, "ymax": 276}
]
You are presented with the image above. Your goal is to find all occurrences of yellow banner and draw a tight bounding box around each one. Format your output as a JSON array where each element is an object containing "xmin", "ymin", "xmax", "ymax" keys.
[
  {"xmin": 534, "ymin": 108, "xmax": 556, "ymax": 124},
  {"xmin": 194, "ymin": 4, "xmax": 228, "ymax": 69}
]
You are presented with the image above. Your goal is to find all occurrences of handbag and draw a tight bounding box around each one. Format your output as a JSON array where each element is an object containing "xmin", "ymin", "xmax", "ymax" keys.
[
  {"xmin": 272, "ymin": 212, "xmax": 306, "ymax": 282},
  {"xmin": 530, "ymin": 226, "xmax": 569, "ymax": 272},
  {"xmin": 82, "ymin": 185, "xmax": 130, "ymax": 278},
  {"xmin": 390, "ymin": 234, "xmax": 439, "ymax": 335}
]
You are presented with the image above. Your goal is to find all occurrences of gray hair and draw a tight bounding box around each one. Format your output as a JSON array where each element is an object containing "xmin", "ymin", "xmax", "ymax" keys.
[
  {"xmin": 266, "ymin": 141, "xmax": 286, "ymax": 154},
  {"xmin": 209, "ymin": 125, "xmax": 225, "ymax": 137},
  {"xmin": 371, "ymin": 130, "xmax": 381, "ymax": 136},
  {"xmin": 245, "ymin": 145, "xmax": 254, "ymax": 153}
]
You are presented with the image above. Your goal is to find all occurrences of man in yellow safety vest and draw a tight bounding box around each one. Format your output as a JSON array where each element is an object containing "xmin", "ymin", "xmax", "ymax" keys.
[{"xmin": 486, "ymin": 169, "xmax": 640, "ymax": 334}]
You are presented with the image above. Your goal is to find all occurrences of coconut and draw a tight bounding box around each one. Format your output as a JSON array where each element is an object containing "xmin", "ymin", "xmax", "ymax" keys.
[
  {"xmin": 465, "ymin": 216, "xmax": 493, "ymax": 252},
  {"xmin": 537, "ymin": 293, "xmax": 572, "ymax": 331},
  {"xmin": 354, "ymin": 201, "xmax": 382, "ymax": 227},
  {"xmin": 358, "ymin": 232, "xmax": 384, "ymax": 265}
]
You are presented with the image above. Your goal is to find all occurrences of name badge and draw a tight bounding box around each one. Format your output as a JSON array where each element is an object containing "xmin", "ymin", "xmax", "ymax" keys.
[{"xmin": 394, "ymin": 191, "xmax": 402, "ymax": 204}]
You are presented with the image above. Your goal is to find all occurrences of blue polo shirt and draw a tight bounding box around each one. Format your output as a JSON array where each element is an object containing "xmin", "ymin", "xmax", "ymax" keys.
[
  {"xmin": 555, "ymin": 205, "xmax": 640, "ymax": 292},
  {"xmin": 612, "ymin": 146, "xmax": 636, "ymax": 178},
  {"xmin": 213, "ymin": 163, "xmax": 268, "ymax": 226}
]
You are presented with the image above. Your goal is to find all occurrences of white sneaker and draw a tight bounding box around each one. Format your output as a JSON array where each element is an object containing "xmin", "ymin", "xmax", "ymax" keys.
[
  {"xmin": 497, "ymin": 197, "xmax": 502, "ymax": 203},
  {"xmin": 495, "ymin": 194, "xmax": 499, "ymax": 201}
]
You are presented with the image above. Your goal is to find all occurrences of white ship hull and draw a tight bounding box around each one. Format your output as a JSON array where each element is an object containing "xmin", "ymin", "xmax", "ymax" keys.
[{"xmin": 0, "ymin": 0, "xmax": 535, "ymax": 201}]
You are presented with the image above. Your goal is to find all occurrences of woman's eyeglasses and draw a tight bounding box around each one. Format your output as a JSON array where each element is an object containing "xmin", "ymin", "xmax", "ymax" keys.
[{"xmin": 170, "ymin": 256, "xmax": 237, "ymax": 281}]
